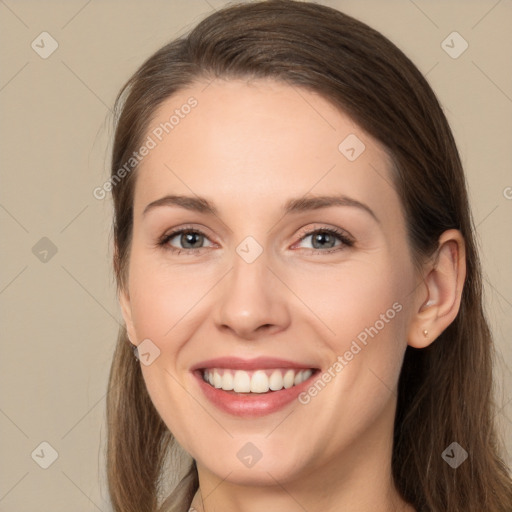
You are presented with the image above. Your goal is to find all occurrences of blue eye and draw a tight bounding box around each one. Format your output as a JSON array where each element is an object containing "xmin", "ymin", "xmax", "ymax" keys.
[
  {"xmin": 157, "ymin": 225, "xmax": 354, "ymax": 255},
  {"xmin": 158, "ymin": 228, "xmax": 214, "ymax": 254},
  {"xmin": 295, "ymin": 228, "xmax": 353, "ymax": 252}
]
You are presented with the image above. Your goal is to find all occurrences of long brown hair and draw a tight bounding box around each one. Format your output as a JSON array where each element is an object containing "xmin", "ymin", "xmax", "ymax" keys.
[{"xmin": 105, "ymin": 1, "xmax": 512, "ymax": 510}]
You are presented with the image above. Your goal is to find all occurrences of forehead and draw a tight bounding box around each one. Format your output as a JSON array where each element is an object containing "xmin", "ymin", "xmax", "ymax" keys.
[{"xmin": 133, "ymin": 78, "xmax": 398, "ymax": 220}]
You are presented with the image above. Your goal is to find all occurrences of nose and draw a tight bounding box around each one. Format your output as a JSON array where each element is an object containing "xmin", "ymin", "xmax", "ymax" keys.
[{"xmin": 214, "ymin": 250, "xmax": 291, "ymax": 341}]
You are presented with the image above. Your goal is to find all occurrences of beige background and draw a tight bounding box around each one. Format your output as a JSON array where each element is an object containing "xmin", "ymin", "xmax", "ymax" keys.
[{"xmin": 1, "ymin": 0, "xmax": 511, "ymax": 510}]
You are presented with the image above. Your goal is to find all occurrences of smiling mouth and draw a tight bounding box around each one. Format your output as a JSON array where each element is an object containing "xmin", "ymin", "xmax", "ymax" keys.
[{"xmin": 201, "ymin": 368, "xmax": 316, "ymax": 394}]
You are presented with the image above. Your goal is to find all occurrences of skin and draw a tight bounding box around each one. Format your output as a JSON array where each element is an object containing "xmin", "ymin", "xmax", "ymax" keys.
[{"xmin": 119, "ymin": 78, "xmax": 466, "ymax": 512}]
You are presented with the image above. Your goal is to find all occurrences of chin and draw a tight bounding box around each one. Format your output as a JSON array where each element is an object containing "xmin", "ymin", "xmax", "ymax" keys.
[{"xmin": 191, "ymin": 436, "xmax": 317, "ymax": 487}]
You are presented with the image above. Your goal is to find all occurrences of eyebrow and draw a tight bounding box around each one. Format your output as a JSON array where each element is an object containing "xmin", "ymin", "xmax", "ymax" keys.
[{"xmin": 142, "ymin": 193, "xmax": 379, "ymax": 223}]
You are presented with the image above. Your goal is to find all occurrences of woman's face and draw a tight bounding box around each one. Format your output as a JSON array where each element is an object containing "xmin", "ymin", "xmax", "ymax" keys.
[{"xmin": 120, "ymin": 79, "xmax": 425, "ymax": 487}]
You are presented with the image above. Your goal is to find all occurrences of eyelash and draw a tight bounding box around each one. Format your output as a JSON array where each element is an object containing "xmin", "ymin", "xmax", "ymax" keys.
[{"xmin": 156, "ymin": 225, "xmax": 354, "ymax": 256}]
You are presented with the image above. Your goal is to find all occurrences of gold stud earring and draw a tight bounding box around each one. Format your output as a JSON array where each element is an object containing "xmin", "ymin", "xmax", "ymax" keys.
[{"xmin": 423, "ymin": 330, "xmax": 429, "ymax": 337}]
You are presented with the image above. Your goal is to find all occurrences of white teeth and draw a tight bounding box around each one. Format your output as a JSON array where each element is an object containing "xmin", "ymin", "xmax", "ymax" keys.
[
  {"xmin": 233, "ymin": 370, "xmax": 251, "ymax": 392},
  {"xmin": 222, "ymin": 370, "xmax": 234, "ymax": 391},
  {"xmin": 283, "ymin": 369, "xmax": 295, "ymax": 389},
  {"xmin": 302, "ymin": 369, "xmax": 313, "ymax": 381},
  {"xmin": 213, "ymin": 371, "xmax": 223, "ymax": 389},
  {"xmin": 250, "ymin": 370, "xmax": 269, "ymax": 393},
  {"xmin": 202, "ymin": 368, "xmax": 314, "ymax": 393},
  {"xmin": 269, "ymin": 369, "xmax": 284, "ymax": 391}
]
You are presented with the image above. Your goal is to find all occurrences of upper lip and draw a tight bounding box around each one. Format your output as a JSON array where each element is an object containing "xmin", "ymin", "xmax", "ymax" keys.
[{"xmin": 190, "ymin": 356, "xmax": 318, "ymax": 372}]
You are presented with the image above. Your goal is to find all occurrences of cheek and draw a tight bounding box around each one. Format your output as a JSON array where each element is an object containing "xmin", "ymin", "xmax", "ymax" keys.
[
  {"xmin": 126, "ymin": 250, "xmax": 223, "ymax": 452},
  {"xmin": 291, "ymin": 253, "xmax": 410, "ymax": 351},
  {"xmin": 290, "ymin": 254, "xmax": 411, "ymax": 418},
  {"xmin": 127, "ymin": 248, "xmax": 216, "ymax": 342}
]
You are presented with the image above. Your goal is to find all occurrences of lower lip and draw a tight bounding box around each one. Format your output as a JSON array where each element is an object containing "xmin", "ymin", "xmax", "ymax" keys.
[{"xmin": 194, "ymin": 371, "xmax": 317, "ymax": 417}]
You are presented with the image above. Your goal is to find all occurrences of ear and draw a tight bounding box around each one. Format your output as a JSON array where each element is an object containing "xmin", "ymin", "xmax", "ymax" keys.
[
  {"xmin": 408, "ymin": 229, "xmax": 466, "ymax": 348},
  {"xmin": 119, "ymin": 286, "xmax": 137, "ymax": 345}
]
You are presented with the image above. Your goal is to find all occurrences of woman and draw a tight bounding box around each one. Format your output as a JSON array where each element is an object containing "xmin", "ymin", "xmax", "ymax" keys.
[{"xmin": 105, "ymin": 1, "xmax": 512, "ymax": 510}]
